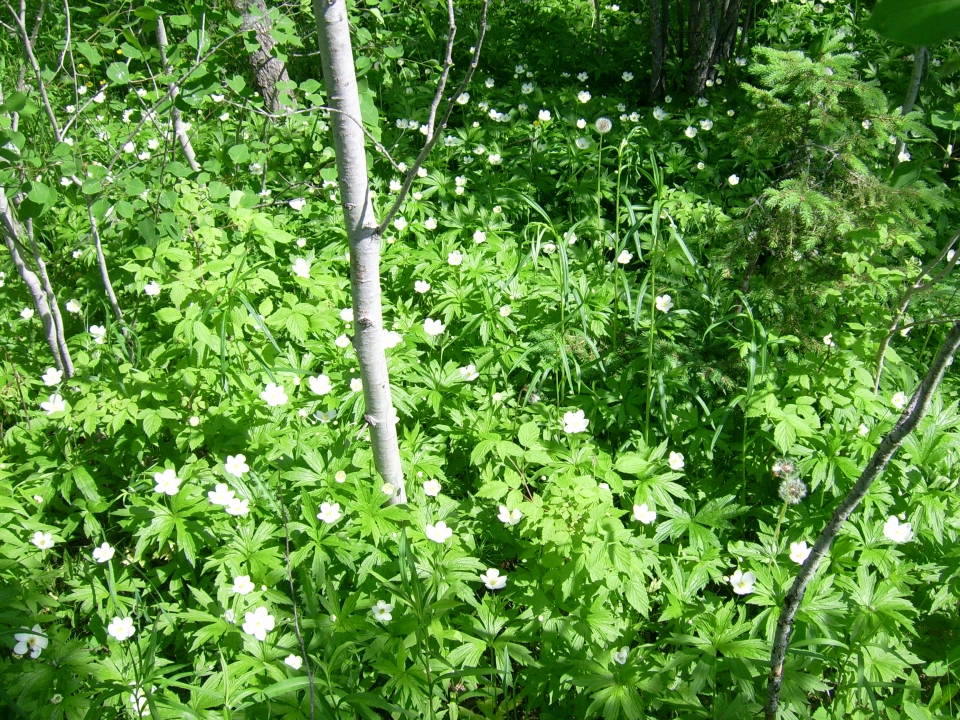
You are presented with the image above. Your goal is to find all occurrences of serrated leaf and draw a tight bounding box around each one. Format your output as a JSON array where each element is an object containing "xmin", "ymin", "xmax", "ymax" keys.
[{"xmin": 72, "ymin": 466, "xmax": 103, "ymax": 503}]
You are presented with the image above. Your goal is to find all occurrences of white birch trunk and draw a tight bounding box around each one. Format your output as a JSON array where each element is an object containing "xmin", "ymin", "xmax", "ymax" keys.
[{"xmin": 313, "ymin": 0, "xmax": 405, "ymax": 503}]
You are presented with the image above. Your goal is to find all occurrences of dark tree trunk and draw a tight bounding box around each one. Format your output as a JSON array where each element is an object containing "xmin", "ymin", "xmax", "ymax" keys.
[
  {"xmin": 684, "ymin": 0, "xmax": 743, "ymax": 95},
  {"xmin": 650, "ymin": 0, "xmax": 670, "ymax": 101},
  {"xmin": 233, "ymin": 0, "xmax": 293, "ymax": 114}
]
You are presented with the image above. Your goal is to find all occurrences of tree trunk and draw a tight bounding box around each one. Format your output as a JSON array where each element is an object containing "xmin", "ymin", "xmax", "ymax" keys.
[
  {"xmin": 685, "ymin": 0, "xmax": 743, "ymax": 95},
  {"xmin": 313, "ymin": 0, "xmax": 405, "ymax": 503},
  {"xmin": 157, "ymin": 16, "xmax": 200, "ymax": 172},
  {"xmin": 650, "ymin": 0, "xmax": 669, "ymax": 101},
  {"xmin": 233, "ymin": 0, "xmax": 293, "ymax": 114}
]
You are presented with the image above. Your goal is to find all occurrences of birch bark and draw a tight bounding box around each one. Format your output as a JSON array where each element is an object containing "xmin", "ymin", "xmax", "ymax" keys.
[{"xmin": 313, "ymin": 0, "xmax": 405, "ymax": 502}]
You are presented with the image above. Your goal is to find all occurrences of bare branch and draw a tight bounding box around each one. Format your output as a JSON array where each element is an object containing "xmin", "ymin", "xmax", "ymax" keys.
[
  {"xmin": 157, "ymin": 15, "xmax": 201, "ymax": 172},
  {"xmin": 5, "ymin": 0, "xmax": 62, "ymax": 142},
  {"xmin": 765, "ymin": 321, "xmax": 960, "ymax": 719},
  {"xmin": 376, "ymin": 0, "xmax": 490, "ymax": 236},
  {"xmin": 874, "ymin": 229, "xmax": 960, "ymax": 393}
]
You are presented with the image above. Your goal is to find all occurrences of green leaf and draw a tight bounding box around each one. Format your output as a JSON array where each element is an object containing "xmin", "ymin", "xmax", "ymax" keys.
[
  {"xmin": 228, "ymin": 144, "xmax": 250, "ymax": 164},
  {"xmin": 154, "ymin": 307, "xmax": 182, "ymax": 324},
  {"xmin": 20, "ymin": 181, "xmax": 57, "ymax": 219},
  {"xmin": 72, "ymin": 466, "xmax": 103, "ymax": 503},
  {"xmin": 866, "ymin": 0, "xmax": 960, "ymax": 46},
  {"xmin": 517, "ymin": 421, "xmax": 540, "ymax": 448},
  {"xmin": 107, "ymin": 61, "xmax": 130, "ymax": 84},
  {"xmin": 0, "ymin": 91, "xmax": 27, "ymax": 113}
]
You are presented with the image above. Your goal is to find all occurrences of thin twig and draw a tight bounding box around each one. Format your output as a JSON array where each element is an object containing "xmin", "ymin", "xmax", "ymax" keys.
[
  {"xmin": 874, "ymin": 229, "xmax": 960, "ymax": 393},
  {"xmin": 764, "ymin": 321, "xmax": 960, "ymax": 719},
  {"xmin": 376, "ymin": 0, "xmax": 490, "ymax": 237},
  {"xmin": 1, "ymin": 345, "xmax": 31, "ymax": 427},
  {"xmin": 5, "ymin": 0, "xmax": 61, "ymax": 141},
  {"xmin": 157, "ymin": 15, "xmax": 201, "ymax": 171}
]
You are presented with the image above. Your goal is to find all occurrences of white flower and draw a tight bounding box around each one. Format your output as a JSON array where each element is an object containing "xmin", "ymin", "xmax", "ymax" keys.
[
  {"xmin": 664, "ymin": 95, "xmax": 672, "ymax": 102},
  {"xmin": 394, "ymin": 217, "xmax": 408, "ymax": 231},
  {"xmin": 292, "ymin": 258, "xmax": 311, "ymax": 278},
  {"xmin": 538, "ymin": 109, "xmax": 551, "ymax": 122},
  {"xmin": 32, "ymin": 531, "xmax": 55, "ymax": 550},
  {"xmin": 317, "ymin": 501, "xmax": 342, "ymax": 524},
  {"xmin": 425, "ymin": 521, "xmax": 453, "ymax": 543},
  {"xmin": 481, "ymin": 568, "xmax": 507, "ymax": 590},
  {"xmin": 633, "ymin": 503, "xmax": 657, "ymax": 524},
  {"xmin": 372, "ymin": 600, "xmax": 394, "ymax": 622},
  {"xmin": 891, "ymin": 391, "xmax": 908, "ymax": 411},
  {"xmin": 699, "ymin": 119, "xmax": 713, "ymax": 131},
  {"xmin": 729, "ymin": 569, "xmax": 756, "ymax": 595},
  {"xmin": 668, "ymin": 451, "xmax": 685, "ymax": 471},
  {"xmin": 498, "ymin": 505, "xmax": 523, "ymax": 526},
  {"xmin": 20, "ymin": 307, "xmax": 34, "ymax": 320},
  {"xmin": 415, "ymin": 280, "xmax": 431, "ymax": 294},
  {"xmin": 473, "ymin": 230, "xmax": 487, "ymax": 244},
  {"xmin": 424, "ymin": 217, "xmax": 438, "ymax": 231},
  {"xmin": 485, "ymin": 77, "xmax": 495, "ymax": 88},
  {"xmin": 697, "ymin": 162, "xmax": 706, "ymax": 170},
  {"xmin": 862, "ymin": 119, "xmax": 872, "ymax": 130},
  {"xmin": 296, "ymin": 238, "xmax": 307, "ymax": 248},
  {"xmin": 653, "ymin": 107, "xmax": 666, "ymax": 121},
  {"xmin": 622, "ymin": 71, "xmax": 634, "ymax": 81},
  {"xmin": 107, "ymin": 616, "xmax": 136, "ymax": 641},
  {"xmin": 309, "ymin": 374, "xmax": 332, "ymax": 395},
  {"xmin": 289, "ymin": 198, "xmax": 306, "ymax": 211},
  {"xmin": 655, "ymin": 294, "xmax": 674, "ymax": 313},
  {"xmin": 13, "ymin": 625, "xmax": 47, "ymax": 659},
  {"xmin": 335, "ymin": 334, "xmax": 351, "ymax": 348},
  {"xmin": 122, "ymin": 142, "xmax": 136, "ymax": 154},
  {"xmin": 595, "ymin": 117, "xmax": 613, "ymax": 134},
  {"xmin": 728, "ymin": 174, "xmax": 740, "ymax": 186},
  {"xmin": 735, "ymin": 57, "xmax": 747, "ymax": 67},
  {"xmin": 284, "ymin": 654, "xmax": 304, "ymax": 669},
  {"xmin": 350, "ymin": 378, "xmax": 363, "ymax": 392},
  {"xmin": 261, "ymin": 382, "xmax": 288, "ymax": 407},
  {"xmin": 423, "ymin": 479, "xmax": 441, "ymax": 496},
  {"xmin": 576, "ymin": 137, "xmax": 591, "ymax": 150},
  {"xmin": 242, "ymin": 606, "xmax": 275, "ymax": 641},
  {"xmin": 684, "ymin": 126, "xmax": 698, "ymax": 138},
  {"xmin": 697, "ymin": 97, "xmax": 708, "ymax": 107},
  {"xmin": 456, "ymin": 92, "xmax": 470, "ymax": 104},
  {"xmin": 563, "ymin": 409, "xmax": 589, "ymax": 434},
  {"xmin": 93, "ymin": 91, "xmax": 106, "ymax": 103},
  {"xmin": 65, "ymin": 299, "xmax": 81, "ymax": 314},
  {"xmin": 208, "ymin": 483, "xmax": 235, "ymax": 506},
  {"xmin": 334, "ymin": 470, "xmax": 347, "ymax": 483},
  {"xmin": 616, "ymin": 250, "xmax": 632, "ymax": 264},
  {"xmin": 92, "ymin": 542, "xmax": 115, "ymax": 563},
  {"xmin": 500, "ymin": 305, "xmax": 512, "ymax": 317},
  {"xmin": 89, "ymin": 324, "xmax": 106, "ymax": 344},
  {"xmin": 487, "ymin": 153, "xmax": 502, "ymax": 165},
  {"xmin": 417, "ymin": 167, "xmax": 428, "ymax": 178},
  {"xmin": 154, "ymin": 468, "xmax": 181, "ymax": 495},
  {"xmin": 898, "ymin": 149, "xmax": 911, "ymax": 163},
  {"xmin": 858, "ymin": 423, "xmax": 869, "ymax": 437},
  {"xmin": 40, "ymin": 394, "xmax": 66, "ymax": 415},
  {"xmin": 823, "ymin": 333, "xmax": 835, "ymax": 347},
  {"xmin": 578, "ymin": 90, "xmax": 591, "ymax": 103},
  {"xmin": 340, "ymin": 308, "xmax": 354, "ymax": 323},
  {"xmin": 424, "ymin": 318, "xmax": 445, "ymax": 336},
  {"xmin": 42, "ymin": 368, "xmax": 62, "ymax": 386},
  {"xmin": 448, "ymin": 251, "xmax": 463, "ymax": 266},
  {"xmin": 521, "ymin": 82, "xmax": 535, "ymax": 94},
  {"xmin": 389, "ymin": 179, "xmax": 402, "ymax": 193},
  {"xmin": 883, "ymin": 515, "xmax": 913, "ymax": 543},
  {"xmin": 577, "ymin": 72, "xmax": 589, "ymax": 81},
  {"xmin": 225, "ymin": 454, "xmax": 249, "ymax": 478},
  {"xmin": 612, "ymin": 647, "xmax": 629, "ymax": 665},
  {"xmin": 381, "ymin": 483, "xmax": 395, "ymax": 496},
  {"xmin": 189, "ymin": 416, "xmax": 200, "ymax": 427},
  {"xmin": 144, "ymin": 281, "xmax": 161, "ymax": 297},
  {"xmin": 459, "ymin": 364, "xmax": 479, "ymax": 381},
  {"xmin": 789, "ymin": 541, "xmax": 811, "ymax": 564},
  {"xmin": 233, "ymin": 575, "xmax": 255, "ymax": 595}
]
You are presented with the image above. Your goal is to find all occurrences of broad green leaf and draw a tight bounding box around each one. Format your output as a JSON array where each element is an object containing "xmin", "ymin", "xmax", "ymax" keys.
[{"xmin": 866, "ymin": 0, "xmax": 960, "ymax": 46}]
